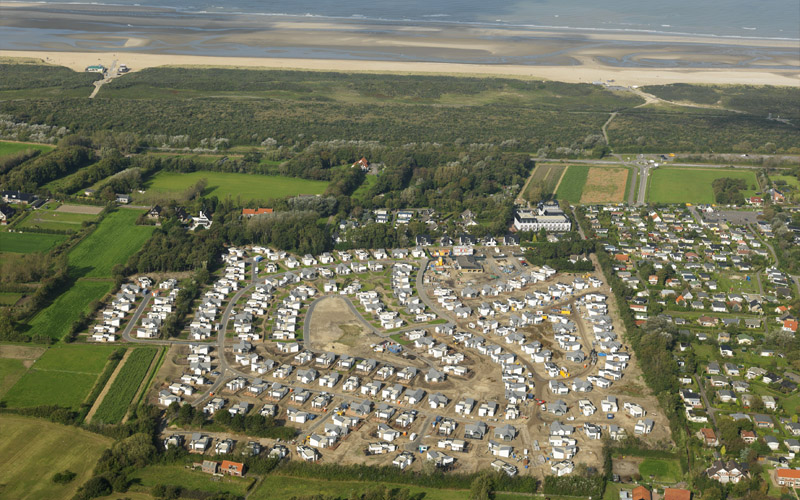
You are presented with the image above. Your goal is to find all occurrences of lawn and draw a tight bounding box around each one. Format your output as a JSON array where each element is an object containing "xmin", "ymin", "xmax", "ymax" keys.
[
  {"xmin": 68, "ymin": 209, "xmax": 154, "ymax": 278},
  {"xmin": 17, "ymin": 204, "xmax": 99, "ymax": 232},
  {"xmin": 638, "ymin": 458, "xmax": 682, "ymax": 483},
  {"xmin": 0, "ymin": 140, "xmax": 54, "ymax": 158},
  {"xmin": 26, "ymin": 279, "xmax": 113, "ymax": 339},
  {"xmin": 771, "ymin": 174, "xmax": 800, "ymax": 189},
  {"xmin": 93, "ymin": 347, "xmax": 157, "ymax": 424},
  {"xmin": 555, "ymin": 165, "xmax": 589, "ymax": 203},
  {"xmin": 1, "ymin": 344, "xmax": 116, "ymax": 408},
  {"xmin": 0, "ymin": 415, "xmax": 112, "ymax": 500},
  {"xmin": 140, "ymin": 170, "xmax": 329, "ymax": 202},
  {"xmin": 0, "ymin": 231, "xmax": 66, "ymax": 253},
  {"xmin": 647, "ymin": 167, "xmax": 759, "ymax": 204}
]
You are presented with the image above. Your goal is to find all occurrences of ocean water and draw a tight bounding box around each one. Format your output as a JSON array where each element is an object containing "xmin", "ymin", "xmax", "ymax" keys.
[{"xmin": 17, "ymin": 0, "xmax": 800, "ymax": 39}]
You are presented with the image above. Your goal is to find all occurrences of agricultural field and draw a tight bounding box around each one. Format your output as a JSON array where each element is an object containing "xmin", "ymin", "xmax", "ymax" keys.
[
  {"xmin": 580, "ymin": 166, "xmax": 630, "ymax": 203},
  {"xmin": 647, "ymin": 167, "xmax": 759, "ymax": 204},
  {"xmin": 555, "ymin": 165, "xmax": 589, "ymax": 203},
  {"xmin": 16, "ymin": 203, "xmax": 100, "ymax": 232},
  {"xmin": 523, "ymin": 163, "xmax": 565, "ymax": 201},
  {"xmin": 0, "ymin": 358, "xmax": 27, "ymax": 397},
  {"xmin": 26, "ymin": 279, "xmax": 113, "ymax": 339},
  {"xmin": 139, "ymin": 170, "xmax": 329, "ymax": 202},
  {"xmin": 93, "ymin": 347, "xmax": 157, "ymax": 424},
  {"xmin": 0, "ymin": 140, "xmax": 54, "ymax": 158},
  {"xmin": 1, "ymin": 344, "xmax": 117, "ymax": 408},
  {"xmin": 0, "ymin": 415, "xmax": 112, "ymax": 500},
  {"xmin": 67, "ymin": 209, "xmax": 154, "ymax": 278},
  {"xmin": 0, "ymin": 231, "xmax": 66, "ymax": 254}
]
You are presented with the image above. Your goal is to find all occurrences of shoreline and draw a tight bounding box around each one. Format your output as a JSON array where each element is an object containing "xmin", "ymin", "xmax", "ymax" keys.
[
  {"xmin": 2, "ymin": 1, "xmax": 799, "ymax": 42},
  {"xmin": 2, "ymin": 50, "xmax": 799, "ymax": 87}
]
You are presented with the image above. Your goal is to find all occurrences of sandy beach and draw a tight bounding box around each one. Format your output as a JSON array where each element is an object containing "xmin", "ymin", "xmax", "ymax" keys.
[
  {"xmin": 3, "ymin": 50, "xmax": 798, "ymax": 87},
  {"xmin": 1, "ymin": 1, "xmax": 798, "ymax": 86}
]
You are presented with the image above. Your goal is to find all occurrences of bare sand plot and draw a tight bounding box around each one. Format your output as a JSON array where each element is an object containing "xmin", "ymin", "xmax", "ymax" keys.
[
  {"xmin": 56, "ymin": 204, "xmax": 104, "ymax": 215},
  {"xmin": 580, "ymin": 166, "xmax": 629, "ymax": 203},
  {"xmin": 307, "ymin": 297, "xmax": 371, "ymax": 352}
]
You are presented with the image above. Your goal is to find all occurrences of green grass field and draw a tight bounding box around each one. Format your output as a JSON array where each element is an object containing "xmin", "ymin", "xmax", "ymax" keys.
[
  {"xmin": 17, "ymin": 204, "xmax": 99, "ymax": 232},
  {"xmin": 93, "ymin": 347, "xmax": 157, "ymax": 424},
  {"xmin": 0, "ymin": 415, "xmax": 112, "ymax": 500},
  {"xmin": 129, "ymin": 465, "xmax": 253, "ymax": 496},
  {"xmin": 252, "ymin": 475, "xmax": 475, "ymax": 500},
  {"xmin": 0, "ymin": 358, "xmax": 28, "ymax": 397},
  {"xmin": 647, "ymin": 167, "xmax": 759, "ymax": 204},
  {"xmin": 1, "ymin": 344, "xmax": 116, "ymax": 408},
  {"xmin": 555, "ymin": 165, "xmax": 589, "ymax": 203},
  {"xmin": 140, "ymin": 170, "xmax": 329, "ymax": 202},
  {"xmin": 638, "ymin": 458, "xmax": 682, "ymax": 483},
  {"xmin": 0, "ymin": 292, "xmax": 22, "ymax": 305},
  {"xmin": 0, "ymin": 140, "xmax": 54, "ymax": 158},
  {"xmin": 27, "ymin": 279, "xmax": 113, "ymax": 339},
  {"xmin": 771, "ymin": 174, "xmax": 800, "ymax": 189},
  {"xmin": 1, "ymin": 231, "xmax": 66, "ymax": 253},
  {"xmin": 351, "ymin": 174, "xmax": 378, "ymax": 201},
  {"xmin": 68, "ymin": 209, "xmax": 154, "ymax": 278}
]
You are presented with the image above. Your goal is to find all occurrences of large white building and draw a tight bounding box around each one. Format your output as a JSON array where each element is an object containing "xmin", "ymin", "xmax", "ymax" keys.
[{"xmin": 513, "ymin": 203, "xmax": 572, "ymax": 232}]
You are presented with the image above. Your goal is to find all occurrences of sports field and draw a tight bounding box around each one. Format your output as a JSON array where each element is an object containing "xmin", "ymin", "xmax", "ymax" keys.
[
  {"xmin": 1, "ymin": 231, "xmax": 66, "ymax": 253},
  {"xmin": 17, "ymin": 203, "xmax": 100, "ymax": 232},
  {"xmin": 0, "ymin": 140, "xmax": 54, "ymax": 158},
  {"xmin": 647, "ymin": 167, "xmax": 759, "ymax": 204},
  {"xmin": 141, "ymin": 170, "xmax": 329, "ymax": 202},
  {"xmin": 0, "ymin": 415, "xmax": 112, "ymax": 500},
  {"xmin": 68, "ymin": 209, "xmax": 154, "ymax": 278},
  {"xmin": 2, "ymin": 344, "xmax": 116, "ymax": 408},
  {"xmin": 26, "ymin": 279, "xmax": 113, "ymax": 340}
]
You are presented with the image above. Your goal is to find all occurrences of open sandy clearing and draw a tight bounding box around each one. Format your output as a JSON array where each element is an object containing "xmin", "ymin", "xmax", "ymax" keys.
[
  {"xmin": 307, "ymin": 296, "xmax": 371, "ymax": 352},
  {"xmin": 580, "ymin": 167, "xmax": 628, "ymax": 203}
]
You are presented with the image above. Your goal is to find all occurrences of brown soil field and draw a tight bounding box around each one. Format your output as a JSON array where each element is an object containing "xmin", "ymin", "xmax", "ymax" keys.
[
  {"xmin": 0, "ymin": 345, "xmax": 46, "ymax": 362},
  {"xmin": 56, "ymin": 204, "xmax": 104, "ymax": 215},
  {"xmin": 580, "ymin": 167, "xmax": 629, "ymax": 203}
]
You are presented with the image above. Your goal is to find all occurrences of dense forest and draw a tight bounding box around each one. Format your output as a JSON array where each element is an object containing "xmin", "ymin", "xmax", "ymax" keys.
[
  {"xmin": 712, "ymin": 177, "xmax": 747, "ymax": 205},
  {"xmin": 642, "ymin": 83, "xmax": 800, "ymax": 119},
  {"xmin": 1, "ymin": 64, "xmax": 796, "ymax": 155}
]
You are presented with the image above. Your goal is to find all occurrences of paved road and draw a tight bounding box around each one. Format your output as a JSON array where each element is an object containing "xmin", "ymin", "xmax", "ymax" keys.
[{"xmin": 693, "ymin": 375, "xmax": 718, "ymax": 429}]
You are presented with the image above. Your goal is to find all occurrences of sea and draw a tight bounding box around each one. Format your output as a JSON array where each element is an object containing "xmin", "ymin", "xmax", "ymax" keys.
[{"xmin": 9, "ymin": 0, "xmax": 800, "ymax": 40}]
